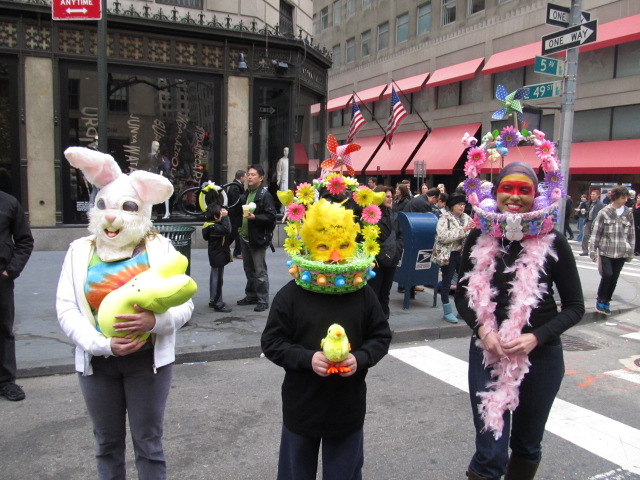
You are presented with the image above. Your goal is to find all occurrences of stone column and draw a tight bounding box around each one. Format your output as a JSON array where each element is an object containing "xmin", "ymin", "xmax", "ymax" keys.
[
  {"xmin": 226, "ymin": 75, "xmax": 250, "ymax": 182},
  {"xmin": 24, "ymin": 57, "xmax": 56, "ymax": 226}
]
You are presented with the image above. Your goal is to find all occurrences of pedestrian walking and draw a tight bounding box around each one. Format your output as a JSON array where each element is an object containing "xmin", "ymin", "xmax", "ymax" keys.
[
  {"xmin": 236, "ymin": 165, "xmax": 277, "ymax": 312},
  {"xmin": 633, "ymin": 191, "xmax": 640, "ymax": 255},
  {"xmin": 563, "ymin": 195, "xmax": 574, "ymax": 240},
  {"xmin": 589, "ymin": 185, "xmax": 635, "ymax": 315},
  {"xmin": 433, "ymin": 192, "xmax": 474, "ymax": 324},
  {"xmin": 575, "ymin": 194, "xmax": 588, "ymax": 242},
  {"xmin": 580, "ymin": 190, "xmax": 604, "ymax": 256},
  {"xmin": 0, "ymin": 190, "xmax": 34, "ymax": 402}
]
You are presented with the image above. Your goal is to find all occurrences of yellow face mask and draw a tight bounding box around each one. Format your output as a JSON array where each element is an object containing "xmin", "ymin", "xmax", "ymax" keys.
[{"xmin": 300, "ymin": 199, "xmax": 360, "ymax": 263}]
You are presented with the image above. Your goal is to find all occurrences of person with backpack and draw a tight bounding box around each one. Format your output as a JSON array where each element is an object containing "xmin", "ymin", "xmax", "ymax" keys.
[
  {"xmin": 236, "ymin": 165, "xmax": 277, "ymax": 313},
  {"xmin": 202, "ymin": 203, "xmax": 232, "ymax": 312}
]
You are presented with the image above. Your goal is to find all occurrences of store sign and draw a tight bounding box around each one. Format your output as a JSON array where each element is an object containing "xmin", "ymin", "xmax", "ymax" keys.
[{"xmin": 52, "ymin": 0, "xmax": 102, "ymax": 21}]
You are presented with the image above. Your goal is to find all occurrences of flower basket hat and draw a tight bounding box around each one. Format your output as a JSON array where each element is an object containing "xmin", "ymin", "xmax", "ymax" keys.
[
  {"xmin": 461, "ymin": 85, "xmax": 564, "ymax": 241},
  {"xmin": 277, "ymin": 135, "xmax": 386, "ymax": 293}
]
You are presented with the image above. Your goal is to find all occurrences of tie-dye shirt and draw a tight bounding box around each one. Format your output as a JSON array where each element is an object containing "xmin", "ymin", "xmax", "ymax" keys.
[{"xmin": 85, "ymin": 248, "xmax": 150, "ymax": 332}]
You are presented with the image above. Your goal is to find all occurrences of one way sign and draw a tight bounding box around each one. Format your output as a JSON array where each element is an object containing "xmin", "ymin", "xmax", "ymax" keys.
[{"xmin": 541, "ymin": 19, "xmax": 598, "ymax": 55}]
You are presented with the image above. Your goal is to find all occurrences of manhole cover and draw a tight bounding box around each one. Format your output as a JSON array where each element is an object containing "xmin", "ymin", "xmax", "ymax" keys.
[
  {"xmin": 634, "ymin": 357, "xmax": 640, "ymax": 368},
  {"xmin": 561, "ymin": 334, "xmax": 601, "ymax": 351}
]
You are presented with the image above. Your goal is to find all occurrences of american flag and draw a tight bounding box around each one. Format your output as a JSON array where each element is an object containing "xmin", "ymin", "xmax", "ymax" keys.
[
  {"xmin": 385, "ymin": 87, "xmax": 408, "ymax": 149},
  {"xmin": 346, "ymin": 99, "xmax": 366, "ymax": 143}
]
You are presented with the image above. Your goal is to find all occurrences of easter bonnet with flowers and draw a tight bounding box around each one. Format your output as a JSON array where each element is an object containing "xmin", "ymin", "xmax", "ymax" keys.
[
  {"xmin": 276, "ymin": 135, "xmax": 386, "ymax": 294},
  {"xmin": 460, "ymin": 85, "xmax": 564, "ymax": 241}
]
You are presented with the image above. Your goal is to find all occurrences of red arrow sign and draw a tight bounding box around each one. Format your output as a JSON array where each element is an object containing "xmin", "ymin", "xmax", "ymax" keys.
[{"xmin": 52, "ymin": 0, "xmax": 102, "ymax": 20}]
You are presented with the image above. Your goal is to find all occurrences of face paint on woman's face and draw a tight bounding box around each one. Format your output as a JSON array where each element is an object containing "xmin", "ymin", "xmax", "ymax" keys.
[{"xmin": 496, "ymin": 174, "xmax": 535, "ymax": 213}]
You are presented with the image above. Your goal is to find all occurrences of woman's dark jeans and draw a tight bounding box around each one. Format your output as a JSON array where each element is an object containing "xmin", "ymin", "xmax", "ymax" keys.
[{"xmin": 467, "ymin": 338, "xmax": 565, "ymax": 478}]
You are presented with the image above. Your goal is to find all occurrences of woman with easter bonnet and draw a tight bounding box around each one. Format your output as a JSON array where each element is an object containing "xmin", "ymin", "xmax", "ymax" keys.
[{"xmin": 455, "ymin": 122, "xmax": 584, "ymax": 479}]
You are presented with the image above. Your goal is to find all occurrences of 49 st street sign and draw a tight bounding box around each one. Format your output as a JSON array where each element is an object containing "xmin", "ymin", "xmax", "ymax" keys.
[
  {"xmin": 52, "ymin": 0, "xmax": 102, "ymax": 20},
  {"xmin": 542, "ymin": 19, "xmax": 598, "ymax": 55}
]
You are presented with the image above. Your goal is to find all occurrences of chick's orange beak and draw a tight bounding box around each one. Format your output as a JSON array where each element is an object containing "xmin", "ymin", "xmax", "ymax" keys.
[{"xmin": 329, "ymin": 249, "xmax": 343, "ymax": 263}]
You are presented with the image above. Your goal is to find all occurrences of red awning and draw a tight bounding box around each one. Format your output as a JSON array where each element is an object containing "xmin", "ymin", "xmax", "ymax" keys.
[
  {"xmin": 354, "ymin": 84, "xmax": 388, "ymax": 104},
  {"xmin": 407, "ymin": 123, "xmax": 482, "ymax": 175},
  {"xmin": 365, "ymin": 130, "xmax": 430, "ymax": 175},
  {"xmin": 582, "ymin": 14, "xmax": 640, "ymax": 53},
  {"xmin": 348, "ymin": 135, "xmax": 386, "ymax": 175},
  {"xmin": 382, "ymin": 73, "xmax": 430, "ymax": 98},
  {"xmin": 569, "ymin": 140, "xmax": 640, "ymax": 174},
  {"xmin": 480, "ymin": 146, "xmax": 542, "ymax": 175},
  {"xmin": 326, "ymin": 93, "xmax": 353, "ymax": 113},
  {"xmin": 425, "ymin": 58, "xmax": 484, "ymax": 88},
  {"xmin": 482, "ymin": 15, "xmax": 640, "ymax": 75},
  {"xmin": 482, "ymin": 42, "xmax": 540, "ymax": 75},
  {"xmin": 294, "ymin": 143, "xmax": 309, "ymax": 166}
]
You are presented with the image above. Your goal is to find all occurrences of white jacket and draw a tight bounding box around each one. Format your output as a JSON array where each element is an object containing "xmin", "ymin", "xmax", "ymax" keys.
[{"xmin": 56, "ymin": 234, "xmax": 194, "ymax": 375}]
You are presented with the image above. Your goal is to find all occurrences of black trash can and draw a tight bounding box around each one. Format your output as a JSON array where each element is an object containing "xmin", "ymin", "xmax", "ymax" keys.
[{"xmin": 154, "ymin": 224, "xmax": 196, "ymax": 275}]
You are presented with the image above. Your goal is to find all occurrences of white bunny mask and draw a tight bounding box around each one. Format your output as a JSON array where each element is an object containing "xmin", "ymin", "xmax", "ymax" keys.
[{"xmin": 64, "ymin": 147, "xmax": 174, "ymax": 262}]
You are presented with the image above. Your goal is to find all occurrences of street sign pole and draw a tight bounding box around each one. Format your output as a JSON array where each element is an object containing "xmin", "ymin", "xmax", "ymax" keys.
[
  {"xmin": 97, "ymin": 0, "xmax": 108, "ymax": 152},
  {"xmin": 557, "ymin": 0, "xmax": 583, "ymax": 232}
]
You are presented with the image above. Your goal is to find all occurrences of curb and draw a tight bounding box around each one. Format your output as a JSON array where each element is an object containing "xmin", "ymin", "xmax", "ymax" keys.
[{"xmin": 15, "ymin": 307, "xmax": 631, "ymax": 379}]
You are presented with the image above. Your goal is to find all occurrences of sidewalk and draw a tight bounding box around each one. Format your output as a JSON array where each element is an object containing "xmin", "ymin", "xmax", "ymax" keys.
[{"xmin": 13, "ymin": 242, "xmax": 635, "ymax": 378}]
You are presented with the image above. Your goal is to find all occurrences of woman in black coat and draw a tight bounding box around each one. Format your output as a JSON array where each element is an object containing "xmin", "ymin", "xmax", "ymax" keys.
[{"xmin": 368, "ymin": 185, "xmax": 403, "ymax": 318}]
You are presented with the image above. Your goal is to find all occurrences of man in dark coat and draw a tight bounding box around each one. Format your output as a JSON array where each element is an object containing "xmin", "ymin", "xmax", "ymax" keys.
[
  {"xmin": 0, "ymin": 191, "xmax": 34, "ymax": 401},
  {"xmin": 237, "ymin": 165, "xmax": 277, "ymax": 312},
  {"xmin": 580, "ymin": 189, "xmax": 605, "ymax": 256},
  {"xmin": 404, "ymin": 187, "xmax": 440, "ymax": 213},
  {"xmin": 227, "ymin": 169, "xmax": 246, "ymax": 259}
]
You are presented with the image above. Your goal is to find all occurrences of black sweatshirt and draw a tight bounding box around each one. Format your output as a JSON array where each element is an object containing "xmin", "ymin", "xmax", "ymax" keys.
[
  {"xmin": 261, "ymin": 281, "xmax": 392, "ymax": 438},
  {"xmin": 454, "ymin": 229, "xmax": 584, "ymax": 346}
]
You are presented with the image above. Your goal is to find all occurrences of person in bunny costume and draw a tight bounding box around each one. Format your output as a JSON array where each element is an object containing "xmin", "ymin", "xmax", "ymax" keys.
[{"xmin": 56, "ymin": 147, "xmax": 194, "ymax": 480}]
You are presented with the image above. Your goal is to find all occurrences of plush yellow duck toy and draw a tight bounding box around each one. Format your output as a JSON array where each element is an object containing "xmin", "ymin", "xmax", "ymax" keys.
[
  {"xmin": 98, "ymin": 250, "xmax": 198, "ymax": 339},
  {"xmin": 320, "ymin": 323, "xmax": 352, "ymax": 374}
]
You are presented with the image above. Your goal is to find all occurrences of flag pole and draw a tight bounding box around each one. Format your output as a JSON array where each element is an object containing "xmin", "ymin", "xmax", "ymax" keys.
[
  {"xmin": 352, "ymin": 91, "xmax": 387, "ymax": 135},
  {"xmin": 391, "ymin": 79, "xmax": 431, "ymax": 133}
]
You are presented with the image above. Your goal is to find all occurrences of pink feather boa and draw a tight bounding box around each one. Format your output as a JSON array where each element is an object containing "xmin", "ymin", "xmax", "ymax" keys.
[{"xmin": 463, "ymin": 233, "xmax": 556, "ymax": 439}]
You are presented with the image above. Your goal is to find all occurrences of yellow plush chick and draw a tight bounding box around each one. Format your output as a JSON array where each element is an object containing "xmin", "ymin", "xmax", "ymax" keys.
[
  {"xmin": 98, "ymin": 250, "xmax": 197, "ymax": 339},
  {"xmin": 320, "ymin": 323, "xmax": 352, "ymax": 374},
  {"xmin": 300, "ymin": 199, "xmax": 360, "ymax": 263},
  {"xmin": 371, "ymin": 190, "xmax": 386, "ymax": 206},
  {"xmin": 277, "ymin": 189, "xmax": 295, "ymax": 207}
]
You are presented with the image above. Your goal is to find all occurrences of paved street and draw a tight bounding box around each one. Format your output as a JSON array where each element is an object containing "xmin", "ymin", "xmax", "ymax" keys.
[{"xmin": 2, "ymin": 239, "xmax": 640, "ymax": 479}]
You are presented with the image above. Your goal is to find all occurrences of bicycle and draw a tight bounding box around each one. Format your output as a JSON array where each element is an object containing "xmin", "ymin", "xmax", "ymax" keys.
[{"xmin": 174, "ymin": 180, "xmax": 240, "ymax": 218}]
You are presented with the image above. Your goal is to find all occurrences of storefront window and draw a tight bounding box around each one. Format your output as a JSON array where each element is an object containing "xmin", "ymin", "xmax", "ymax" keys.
[
  {"xmin": 60, "ymin": 63, "xmax": 221, "ymax": 224},
  {"xmin": 0, "ymin": 57, "xmax": 19, "ymax": 198}
]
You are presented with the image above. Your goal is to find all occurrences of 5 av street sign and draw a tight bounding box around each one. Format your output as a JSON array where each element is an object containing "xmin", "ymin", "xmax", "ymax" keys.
[
  {"xmin": 52, "ymin": 0, "xmax": 102, "ymax": 20},
  {"xmin": 534, "ymin": 56, "xmax": 565, "ymax": 77},
  {"xmin": 542, "ymin": 19, "xmax": 598, "ymax": 55},
  {"xmin": 521, "ymin": 81, "xmax": 563, "ymax": 100},
  {"xmin": 546, "ymin": 3, "xmax": 591, "ymax": 28}
]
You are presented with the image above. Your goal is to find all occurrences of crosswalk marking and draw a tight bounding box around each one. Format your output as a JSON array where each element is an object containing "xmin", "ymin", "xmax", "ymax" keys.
[
  {"xmin": 390, "ymin": 345, "xmax": 640, "ymax": 475},
  {"xmin": 604, "ymin": 369, "xmax": 640, "ymax": 385}
]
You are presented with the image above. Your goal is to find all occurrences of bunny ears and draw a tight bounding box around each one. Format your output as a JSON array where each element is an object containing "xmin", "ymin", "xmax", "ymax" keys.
[{"xmin": 64, "ymin": 147, "xmax": 173, "ymax": 205}]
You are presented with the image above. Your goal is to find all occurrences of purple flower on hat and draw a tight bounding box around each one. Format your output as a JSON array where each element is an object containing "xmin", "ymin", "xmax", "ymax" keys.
[{"xmin": 500, "ymin": 126, "xmax": 519, "ymax": 148}]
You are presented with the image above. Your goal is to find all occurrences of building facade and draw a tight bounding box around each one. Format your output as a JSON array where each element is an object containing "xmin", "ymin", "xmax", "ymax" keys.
[
  {"xmin": 0, "ymin": 0, "xmax": 331, "ymax": 226},
  {"xmin": 313, "ymin": 0, "xmax": 640, "ymax": 197}
]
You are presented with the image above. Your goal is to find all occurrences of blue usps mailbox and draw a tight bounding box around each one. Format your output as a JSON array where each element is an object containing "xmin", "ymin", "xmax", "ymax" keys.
[{"xmin": 393, "ymin": 212, "xmax": 440, "ymax": 309}]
